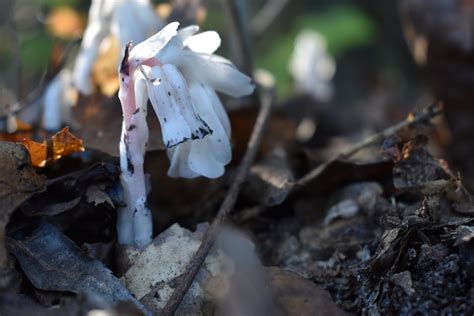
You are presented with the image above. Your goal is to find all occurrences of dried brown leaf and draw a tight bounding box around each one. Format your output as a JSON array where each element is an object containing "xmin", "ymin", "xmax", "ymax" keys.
[
  {"xmin": 86, "ymin": 184, "xmax": 114, "ymax": 208},
  {"xmin": 0, "ymin": 142, "xmax": 45, "ymax": 267},
  {"xmin": 8, "ymin": 222, "xmax": 149, "ymax": 314},
  {"xmin": 51, "ymin": 127, "xmax": 85, "ymax": 160},
  {"xmin": 22, "ymin": 139, "xmax": 47, "ymax": 167},
  {"xmin": 393, "ymin": 136, "xmax": 448, "ymax": 189}
]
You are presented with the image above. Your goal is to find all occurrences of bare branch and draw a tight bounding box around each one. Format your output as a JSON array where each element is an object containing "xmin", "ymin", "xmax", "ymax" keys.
[
  {"xmin": 295, "ymin": 102, "xmax": 444, "ymax": 188},
  {"xmin": 222, "ymin": 0, "xmax": 254, "ymax": 77},
  {"xmin": 156, "ymin": 86, "xmax": 274, "ymax": 316}
]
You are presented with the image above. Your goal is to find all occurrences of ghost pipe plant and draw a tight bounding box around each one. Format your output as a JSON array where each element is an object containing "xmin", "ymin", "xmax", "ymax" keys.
[
  {"xmin": 73, "ymin": 0, "xmax": 162, "ymax": 95},
  {"xmin": 117, "ymin": 22, "xmax": 254, "ymax": 248},
  {"xmin": 42, "ymin": 69, "xmax": 77, "ymax": 131}
]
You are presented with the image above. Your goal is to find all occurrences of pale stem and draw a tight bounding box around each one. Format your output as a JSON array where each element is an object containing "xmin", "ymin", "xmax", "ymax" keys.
[{"xmin": 117, "ymin": 47, "xmax": 153, "ymax": 249}]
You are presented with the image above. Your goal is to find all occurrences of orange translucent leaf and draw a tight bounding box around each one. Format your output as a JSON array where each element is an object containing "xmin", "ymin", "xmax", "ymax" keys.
[
  {"xmin": 46, "ymin": 6, "xmax": 85, "ymax": 39},
  {"xmin": 22, "ymin": 140, "xmax": 48, "ymax": 168},
  {"xmin": 9, "ymin": 127, "xmax": 85, "ymax": 167},
  {"xmin": 51, "ymin": 127, "xmax": 85, "ymax": 161}
]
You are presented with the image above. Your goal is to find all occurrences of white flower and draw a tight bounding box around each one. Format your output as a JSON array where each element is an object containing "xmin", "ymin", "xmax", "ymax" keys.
[
  {"xmin": 73, "ymin": 0, "xmax": 162, "ymax": 95},
  {"xmin": 42, "ymin": 69, "xmax": 77, "ymax": 131},
  {"xmin": 289, "ymin": 30, "xmax": 335, "ymax": 102},
  {"xmin": 122, "ymin": 22, "xmax": 255, "ymax": 179}
]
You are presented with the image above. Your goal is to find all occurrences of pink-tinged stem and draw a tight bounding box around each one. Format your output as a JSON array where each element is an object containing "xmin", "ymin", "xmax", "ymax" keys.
[{"xmin": 117, "ymin": 44, "xmax": 152, "ymax": 249}]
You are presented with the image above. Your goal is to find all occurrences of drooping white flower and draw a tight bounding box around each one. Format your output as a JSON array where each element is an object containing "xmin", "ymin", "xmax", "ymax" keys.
[
  {"xmin": 289, "ymin": 30, "xmax": 335, "ymax": 102},
  {"xmin": 126, "ymin": 22, "xmax": 255, "ymax": 179},
  {"xmin": 73, "ymin": 0, "xmax": 162, "ymax": 95},
  {"xmin": 116, "ymin": 22, "xmax": 253, "ymax": 248},
  {"xmin": 42, "ymin": 69, "xmax": 77, "ymax": 131}
]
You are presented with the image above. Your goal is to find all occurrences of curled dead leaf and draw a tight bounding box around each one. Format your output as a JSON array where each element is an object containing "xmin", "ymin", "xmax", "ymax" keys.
[
  {"xmin": 20, "ymin": 127, "xmax": 85, "ymax": 168},
  {"xmin": 22, "ymin": 140, "xmax": 47, "ymax": 168},
  {"xmin": 51, "ymin": 127, "xmax": 85, "ymax": 160}
]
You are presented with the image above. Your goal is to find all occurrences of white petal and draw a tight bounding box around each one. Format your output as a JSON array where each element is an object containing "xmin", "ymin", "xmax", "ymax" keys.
[
  {"xmin": 189, "ymin": 83, "xmax": 231, "ymax": 164},
  {"xmin": 129, "ymin": 22, "xmax": 179, "ymax": 68},
  {"xmin": 43, "ymin": 69, "xmax": 76, "ymax": 131},
  {"xmin": 89, "ymin": 0, "xmax": 115, "ymax": 21},
  {"xmin": 161, "ymin": 64, "xmax": 211, "ymax": 139},
  {"xmin": 167, "ymin": 143, "xmax": 199, "ymax": 178},
  {"xmin": 205, "ymin": 86, "xmax": 231, "ymax": 138},
  {"xmin": 146, "ymin": 66, "xmax": 191, "ymax": 148},
  {"xmin": 177, "ymin": 25, "xmax": 199, "ymax": 41},
  {"xmin": 184, "ymin": 31, "xmax": 221, "ymax": 54},
  {"xmin": 72, "ymin": 0, "xmax": 114, "ymax": 95},
  {"xmin": 112, "ymin": 0, "xmax": 163, "ymax": 54},
  {"xmin": 72, "ymin": 23, "xmax": 106, "ymax": 95},
  {"xmin": 42, "ymin": 73, "xmax": 63, "ymax": 131},
  {"xmin": 154, "ymin": 25, "xmax": 199, "ymax": 64},
  {"xmin": 179, "ymin": 52, "xmax": 255, "ymax": 97},
  {"xmin": 188, "ymin": 140, "xmax": 225, "ymax": 178},
  {"xmin": 154, "ymin": 36, "xmax": 185, "ymax": 65},
  {"xmin": 134, "ymin": 73, "xmax": 148, "ymax": 115},
  {"xmin": 112, "ymin": 7, "xmax": 146, "ymax": 52}
]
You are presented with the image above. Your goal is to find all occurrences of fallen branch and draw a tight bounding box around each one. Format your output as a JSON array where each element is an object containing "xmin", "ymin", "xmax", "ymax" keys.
[
  {"xmin": 295, "ymin": 102, "xmax": 444, "ymax": 187},
  {"xmin": 156, "ymin": 86, "xmax": 274, "ymax": 315}
]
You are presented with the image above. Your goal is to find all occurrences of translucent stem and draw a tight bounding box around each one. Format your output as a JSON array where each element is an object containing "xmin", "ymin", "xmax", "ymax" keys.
[{"xmin": 117, "ymin": 54, "xmax": 152, "ymax": 249}]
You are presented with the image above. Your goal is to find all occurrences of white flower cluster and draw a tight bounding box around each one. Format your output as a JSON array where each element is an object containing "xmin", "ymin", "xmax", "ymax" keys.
[
  {"xmin": 121, "ymin": 22, "xmax": 255, "ymax": 179},
  {"xmin": 73, "ymin": 0, "xmax": 162, "ymax": 95},
  {"xmin": 116, "ymin": 22, "xmax": 254, "ymax": 248}
]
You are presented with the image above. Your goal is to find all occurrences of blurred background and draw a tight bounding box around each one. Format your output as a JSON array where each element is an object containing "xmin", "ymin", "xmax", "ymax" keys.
[
  {"xmin": 0, "ymin": 0, "xmax": 472, "ymax": 183},
  {"xmin": 0, "ymin": 0, "xmax": 421, "ymax": 115}
]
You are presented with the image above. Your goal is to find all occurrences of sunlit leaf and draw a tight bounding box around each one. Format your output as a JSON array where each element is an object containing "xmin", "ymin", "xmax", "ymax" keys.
[
  {"xmin": 22, "ymin": 140, "xmax": 48, "ymax": 168},
  {"xmin": 9, "ymin": 127, "xmax": 85, "ymax": 168},
  {"xmin": 50, "ymin": 127, "xmax": 85, "ymax": 160}
]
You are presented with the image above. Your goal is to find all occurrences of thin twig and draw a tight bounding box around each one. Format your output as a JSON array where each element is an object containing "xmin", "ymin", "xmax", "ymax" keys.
[
  {"xmin": 157, "ymin": 86, "xmax": 274, "ymax": 316},
  {"xmin": 295, "ymin": 102, "xmax": 444, "ymax": 187},
  {"xmin": 251, "ymin": 0, "xmax": 289, "ymax": 38},
  {"xmin": 222, "ymin": 0, "xmax": 254, "ymax": 76}
]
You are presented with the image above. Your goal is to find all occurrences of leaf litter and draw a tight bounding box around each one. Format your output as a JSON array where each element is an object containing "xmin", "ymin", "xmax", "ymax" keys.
[
  {"xmin": 0, "ymin": 3, "xmax": 473, "ymax": 315},
  {"xmin": 0, "ymin": 94, "xmax": 472, "ymax": 315}
]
